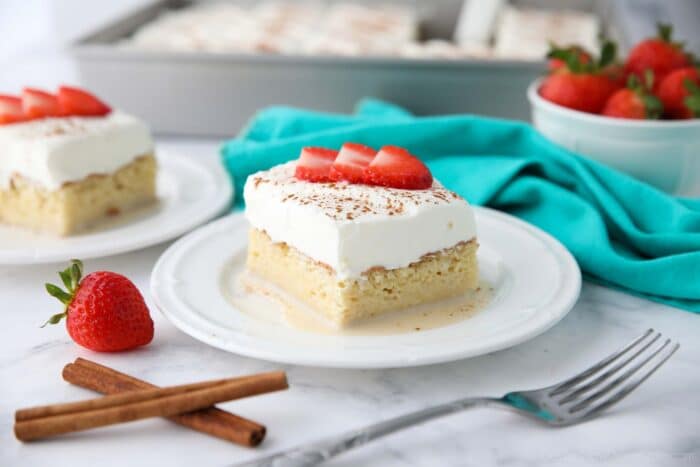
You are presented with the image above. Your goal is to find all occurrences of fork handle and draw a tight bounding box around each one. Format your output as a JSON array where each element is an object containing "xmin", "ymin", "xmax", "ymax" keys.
[{"xmin": 235, "ymin": 397, "xmax": 499, "ymax": 467}]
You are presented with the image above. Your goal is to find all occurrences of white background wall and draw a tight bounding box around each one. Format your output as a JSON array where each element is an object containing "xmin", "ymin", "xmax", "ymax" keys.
[{"xmin": 0, "ymin": 0, "xmax": 149, "ymax": 90}]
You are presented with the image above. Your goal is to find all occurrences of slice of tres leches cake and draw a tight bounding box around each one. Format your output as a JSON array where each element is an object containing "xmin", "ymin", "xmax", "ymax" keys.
[
  {"xmin": 243, "ymin": 143, "xmax": 478, "ymax": 327},
  {"xmin": 0, "ymin": 86, "xmax": 156, "ymax": 236}
]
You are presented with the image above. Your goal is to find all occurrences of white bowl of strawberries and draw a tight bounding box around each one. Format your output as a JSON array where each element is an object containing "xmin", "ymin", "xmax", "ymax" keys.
[{"xmin": 528, "ymin": 25, "xmax": 700, "ymax": 194}]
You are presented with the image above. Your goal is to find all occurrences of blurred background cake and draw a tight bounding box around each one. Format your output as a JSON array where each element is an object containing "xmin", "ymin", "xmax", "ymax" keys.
[{"xmin": 0, "ymin": 86, "xmax": 156, "ymax": 235}]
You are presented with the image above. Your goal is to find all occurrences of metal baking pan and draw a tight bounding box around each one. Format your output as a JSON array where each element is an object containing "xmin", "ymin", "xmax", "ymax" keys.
[{"xmin": 71, "ymin": 0, "xmax": 562, "ymax": 137}]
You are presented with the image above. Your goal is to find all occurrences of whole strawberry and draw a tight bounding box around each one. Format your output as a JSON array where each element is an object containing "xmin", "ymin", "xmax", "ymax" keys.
[
  {"xmin": 44, "ymin": 260, "xmax": 154, "ymax": 352},
  {"xmin": 602, "ymin": 72, "xmax": 663, "ymax": 119},
  {"xmin": 540, "ymin": 40, "xmax": 622, "ymax": 113},
  {"xmin": 657, "ymin": 67, "xmax": 700, "ymax": 119},
  {"xmin": 547, "ymin": 42, "xmax": 625, "ymax": 85},
  {"xmin": 547, "ymin": 44, "xmax": 592, "ymax": 74},
  {"xmin": 601, "ymin": 62, "xmax": 626, "ymax": 87},
  {"xmin": 624, "ymin": 24, "xmax": 692, "ymax": 86}
]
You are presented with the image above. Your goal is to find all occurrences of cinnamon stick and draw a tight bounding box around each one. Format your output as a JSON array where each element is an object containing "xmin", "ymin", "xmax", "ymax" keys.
[
  {"xmin": 62, "ymin": 359, "xmax": 267, "ymax": 447},
  {"xmin": 17, "ymin": 376, "xmax": 250, "ymax": 422},
  {"xmin": 15, "ymin": 370, "xmax": 288, "ymax": 442}
]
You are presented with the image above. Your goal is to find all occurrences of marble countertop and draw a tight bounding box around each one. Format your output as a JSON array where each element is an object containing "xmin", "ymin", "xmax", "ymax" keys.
[{"xmin": 1, "ymin": 143, "xmax": 699, "ymax": 467}]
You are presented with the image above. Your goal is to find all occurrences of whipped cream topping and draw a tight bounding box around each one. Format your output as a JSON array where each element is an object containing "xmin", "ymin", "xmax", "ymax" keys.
[
  {"xmin": 244, "ymin": 161, "xmax": 477, "ymax": 279},
  {"xmin": 0, "ymin": 112, "xmax": 153, "ymax": 191}
]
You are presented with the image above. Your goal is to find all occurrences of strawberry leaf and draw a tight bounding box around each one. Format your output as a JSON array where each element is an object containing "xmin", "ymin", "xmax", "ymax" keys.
[
  {"xmin": 656, "ymin": 22, "xmax": 688, "ymax": 52},
  {"xmin": 69, "ymin": 259, "xmax": 83, "ymax": 290},
  {"xmin": 45, "ymin": 283, "xmax": 72, "ymax": 305},
  {"xmin": 42, "ymin": 260, "xmax": 85, "ymax": 328},
  {"xmin": 547, "ymin": 48, "xmax": 573, "ymax": 62},
  {"xmin": 683, "ymin": 78, "xmax": 700, "ymax": 117},
  {"xmin": 627, "ymin": 73, "xmax": 640, "ymax": 90},
  {"xmin": 643, "ymin": 69, "xmax": 655, "ymax": 90},
  {"xmin": 70, "ymin": 259, "xmax": 83, "ymax": 277},
  {"xmin": 598, "ymin": 40, "xmax": 617, "ymax": 69},
  {"xmin": 58, "ymin": 269, "xmax": 73, "ymax": 291},
  {"xmin": 546, "ymin": 40, "xmax": 616, "ymax": 75},
  {"xmin": 546, "ymin": 43, "xmax": 592, "ymax": 74},
  {"xmin": 548, "ymin": 49, "xmax": 584, "ymax": 73},
  {"xmin": 641, "ymin": 94, "xmax": 663, "ymax": 119},
  {"xmin": 657, "ymin": 23, "xmax": 672, "ymax": 42},
  {"xmin": 683, "ymin": 78, "xmax": 700, "ymax": 94},
  {"xmin": 41, "ymin": 311, "xmax": 67, "ymax": 328}
]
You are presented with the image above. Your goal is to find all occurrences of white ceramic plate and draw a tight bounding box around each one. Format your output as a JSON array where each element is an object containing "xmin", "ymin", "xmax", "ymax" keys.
[
  {"xmin": 0, "ymin": 152, "xmax": 233, "ymax": 265},
  {"xmin": 151, "ymin": 208, "xmax": 581, "ymax": 369}
]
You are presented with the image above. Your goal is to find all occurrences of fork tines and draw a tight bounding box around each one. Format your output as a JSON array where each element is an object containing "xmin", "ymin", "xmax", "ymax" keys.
[{"xmin": 549, "ymin": 329, "xmax": 679, "ymax": 418}]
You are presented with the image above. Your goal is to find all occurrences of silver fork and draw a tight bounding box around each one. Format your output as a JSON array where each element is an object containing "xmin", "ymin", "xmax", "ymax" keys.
[{"xmin": 236, "ymin": 329, "xmax": 678, "ymax": 467}]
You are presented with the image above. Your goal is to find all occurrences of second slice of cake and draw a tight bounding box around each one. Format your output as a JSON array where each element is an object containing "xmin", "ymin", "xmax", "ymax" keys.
[
  {"xmin": 244, "ymin": 144, "xmax": 478, "ymax": 327},
  {"xmin": 0, "ymin": 86, "xmax": 156, "ymax": 235}
]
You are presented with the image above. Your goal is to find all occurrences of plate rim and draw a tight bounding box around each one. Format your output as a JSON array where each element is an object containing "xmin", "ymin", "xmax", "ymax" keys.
[
  {"xmin": 151, "ymin": 207, "xmax": 581, "ymax": 369},
  {"xmin": 0, "ymin": 152, "xmax": 233, "ymax": 265}
]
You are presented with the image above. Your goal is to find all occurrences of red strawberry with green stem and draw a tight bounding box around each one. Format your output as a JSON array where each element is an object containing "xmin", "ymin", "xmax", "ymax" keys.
[
  {"xmin": 624, "ymin": 23, "xmax": 693, "ymax": 87},
  {"xmin": 546, "ymin": 44, "xmax": 592, "ymax": 74},
  {"xmin": 602, "ymin": 71, "xmax": 663, "ymax": 119},
  {"xmin": 44, "ymin": 260, "xmax": 154, "ymax": 352},
  {"xmin": 657, "ymin": 67, "xmax": 700, "ymax": 119},
  {"xmin": 547, "ymin": 42, "xmax": 624, "ymax": 85},
  {"xmin": 540, "ymin": 40, "xmax": 622, "ymax": 113}
]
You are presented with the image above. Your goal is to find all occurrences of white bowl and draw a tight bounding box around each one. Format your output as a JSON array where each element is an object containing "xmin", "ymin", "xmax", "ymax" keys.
[{"xmin": 527, "ymin": 78, "xmax": 700, "ymax": 194}]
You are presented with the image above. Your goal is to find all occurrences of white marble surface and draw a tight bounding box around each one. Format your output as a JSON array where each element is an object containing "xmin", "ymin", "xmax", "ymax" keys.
[{"xmin": 1, "ymin": 142, "xmax": 699, "ymax": 467}]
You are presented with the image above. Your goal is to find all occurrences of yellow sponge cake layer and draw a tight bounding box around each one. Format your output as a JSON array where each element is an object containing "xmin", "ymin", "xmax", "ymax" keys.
[
  {"xmin": 247, "ymin": 228, "xmax": 479, "ymax": 326},
  {"xmin": 0, "ymin": 154, "xmax": 156, "ymax": 236}
]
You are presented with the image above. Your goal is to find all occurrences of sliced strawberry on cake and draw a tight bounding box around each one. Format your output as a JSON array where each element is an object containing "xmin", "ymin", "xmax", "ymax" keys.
[
  {"xmin": 57, "ymin": 85, "xmax": 112, "ymax": 117},
  {"xmin": 0, "ymin": 95, "xmax": 26, "ymax": 124},
  {"xmin": 294, "ymin": 147, "xmax": 338, "ymax": 182},
  {"xmin": 328, "ymin": 142, "xmax": 376, "ymax": 183},
  {"xmin": 365, "ymin": 145, "xmax": 433, "ymax": 189},
  {"xmin": 22, "ymin": 88, "xmax": 62, "ymax": 119}
]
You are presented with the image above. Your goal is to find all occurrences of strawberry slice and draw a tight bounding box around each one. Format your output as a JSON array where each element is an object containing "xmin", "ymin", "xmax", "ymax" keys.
[
  {"xmin": 22, "ymin": 88, "xmax": 61, "ymax": 119},
  {"xmin": 328, "ymin": 142, "xmax": 376, "ymax": 183},
  {"xmin": 294, "ymin": 147, "xmax": 339, "ymax": 182},
  {"xmin": 0, "ymin": 95, "xmax": 26, "ymax": 124},
  {"xmin": 57, "ymin": 85, "xmax": 111, "ymax": 117},
  {"xmin": 365, "ymin": 146, "xmax": 433, "ymax": 190},
  {"xmin": 22, "ymin": 88, "xmax": 61, "ymax": 120}
]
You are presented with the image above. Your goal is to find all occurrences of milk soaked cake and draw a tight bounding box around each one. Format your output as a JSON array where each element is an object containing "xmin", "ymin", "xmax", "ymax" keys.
[
  {"xmin": 0, "ymin": 86, "xmax": 156, "ymax": 235},
  {"xmin": 243, "ymin": 143, "xmax": 478, "ymax": 326}
]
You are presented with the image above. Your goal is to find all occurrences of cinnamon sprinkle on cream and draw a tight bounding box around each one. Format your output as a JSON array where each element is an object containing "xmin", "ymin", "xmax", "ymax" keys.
[{"xmin": 246, "ymin": 161, "xmax": 467, "ymax": 222}]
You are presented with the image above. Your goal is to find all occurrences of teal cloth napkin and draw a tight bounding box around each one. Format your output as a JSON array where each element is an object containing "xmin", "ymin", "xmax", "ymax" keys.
[{"xmin": 221, "ymin": 99, "xmax": 700, "ymax": 313}]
